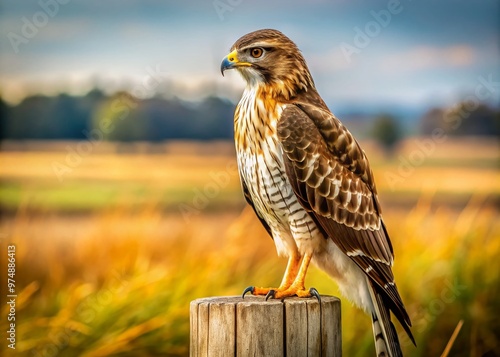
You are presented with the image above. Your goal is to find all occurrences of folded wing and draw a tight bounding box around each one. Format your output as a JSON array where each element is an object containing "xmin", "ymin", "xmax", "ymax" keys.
[{"xmin": 277, "ymin": 103, "xmax": 413, "ymax": 339}]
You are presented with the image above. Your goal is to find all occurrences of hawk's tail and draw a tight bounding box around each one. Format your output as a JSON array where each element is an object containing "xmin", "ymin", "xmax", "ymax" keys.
[{"xmin": 369, "ymin": 284, "xmax": 403, "ymax": 357}]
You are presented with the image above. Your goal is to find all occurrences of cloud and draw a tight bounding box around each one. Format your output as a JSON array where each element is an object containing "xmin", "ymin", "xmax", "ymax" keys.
[
  {"xmin": 36, "ymin": 18, "xmax": 91, "ymax": 42},
  {"xmin": 381, "ymin": 45, "xmax": 477, "ymax": 72},
  {"xmin": 308, "ymin": 48, "xmax": 355, "ymax": 73}
]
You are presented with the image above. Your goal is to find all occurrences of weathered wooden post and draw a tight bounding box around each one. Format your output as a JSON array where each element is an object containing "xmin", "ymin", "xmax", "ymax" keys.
[{"xmin": 190, "ymin": 295, "xmax": 341, "ymax": 357}]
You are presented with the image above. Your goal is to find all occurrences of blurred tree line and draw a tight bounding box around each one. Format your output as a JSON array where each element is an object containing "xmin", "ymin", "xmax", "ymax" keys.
[
  {"xmin": 0, "ymin": 90, "xmax": 498, "ymax": 142},
  {"xmin": 419, "ymin": 103, "xmax": 499, "ymax": 137},
  {"xmin": 0, "ymin": 89, "xmax": 234, "ymax": 141}
]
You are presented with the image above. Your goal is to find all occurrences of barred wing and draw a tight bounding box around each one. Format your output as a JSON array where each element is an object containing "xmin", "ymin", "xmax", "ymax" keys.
[{"xmin": 277, "ymin": 104, "xmax": 412, "ymax": 332}]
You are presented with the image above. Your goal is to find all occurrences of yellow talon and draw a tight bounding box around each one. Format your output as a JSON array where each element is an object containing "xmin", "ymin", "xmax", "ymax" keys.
[{"xmin": 243, "ymin": 253, "xmax": 319, "ymax": 301}]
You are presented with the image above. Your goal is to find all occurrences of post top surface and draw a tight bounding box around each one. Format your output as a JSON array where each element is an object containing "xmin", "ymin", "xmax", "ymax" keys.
[{"xmin": 191, "ymin": 295, "xmax": 340, "ymax": 306}]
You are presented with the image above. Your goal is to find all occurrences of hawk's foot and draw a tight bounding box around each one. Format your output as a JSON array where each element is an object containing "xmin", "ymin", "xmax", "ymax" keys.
[
  {"xmin": 242, "ymin": 286, "xmax": 320, "ymax": 302},
  {"xmin": 242, "ymin": 286, "xmax": 280, "ymax": 298},
  {"xmin": 271, "ymin": 286, "xmax": 320, "ymax": 301}
]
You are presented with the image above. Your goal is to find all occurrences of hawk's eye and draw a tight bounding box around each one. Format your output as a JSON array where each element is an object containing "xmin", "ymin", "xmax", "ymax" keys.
[{"xmin": 250, "ymin": 48, "xmax": 264, "ymax": 58}]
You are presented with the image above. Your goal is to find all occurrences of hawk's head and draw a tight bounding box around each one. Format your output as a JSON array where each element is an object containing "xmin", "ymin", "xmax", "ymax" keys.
[{"xmin": 221, "ymin": 29, "xmax": 315, "ymax": 100}]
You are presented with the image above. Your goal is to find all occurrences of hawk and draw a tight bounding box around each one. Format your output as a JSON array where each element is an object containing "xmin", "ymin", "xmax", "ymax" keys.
[{"xmin": 221, "ymin": 29, "xmax": 414, "ymax": 357}]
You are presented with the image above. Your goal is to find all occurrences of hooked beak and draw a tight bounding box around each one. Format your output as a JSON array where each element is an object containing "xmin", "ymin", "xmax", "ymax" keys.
[{"xmin": 220, "ymin": 49, "xmax": 250, "ymax": 76}]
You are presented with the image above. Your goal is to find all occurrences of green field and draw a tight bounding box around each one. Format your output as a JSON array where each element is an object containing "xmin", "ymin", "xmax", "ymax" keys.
[{"xmin": 0, "ymin": 138, "xmax": 499, "ymax": 356}]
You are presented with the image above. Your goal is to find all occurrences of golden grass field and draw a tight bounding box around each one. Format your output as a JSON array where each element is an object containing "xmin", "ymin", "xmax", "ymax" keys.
[{"xmin": 0, "ymin": 138, "xmax": 499, "ymax": 356}]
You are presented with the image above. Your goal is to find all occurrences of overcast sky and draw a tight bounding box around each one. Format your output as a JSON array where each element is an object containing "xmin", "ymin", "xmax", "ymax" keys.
[{"xmin": 1, "ymin": 0, "xmax": 499, "ymax": 110}]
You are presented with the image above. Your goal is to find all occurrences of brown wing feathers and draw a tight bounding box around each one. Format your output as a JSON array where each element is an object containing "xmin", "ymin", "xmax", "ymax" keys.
[
  {"xmin": 278, "ymin": 104, "xmax": 383, "ymax": 233},
  {"xmin": 277, "ymin": 104, "xmax": 413, "ymax": 336},
  {"xmin": 296, "ymin": 103, "xmax": 376, "ymax": 190}
]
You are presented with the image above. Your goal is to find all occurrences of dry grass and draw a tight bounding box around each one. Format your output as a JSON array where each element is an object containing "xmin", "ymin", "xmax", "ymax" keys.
[
  {"xmin": 0, "ymin": 196, "xmax": 498, "ymax": 356},
  {"xmin": 0, "ymin": 138, "xmax": 499, "ymax": 356},
  {"xmin": 1, "ymin": 139, "xmax": 498, "ymax": 215}
]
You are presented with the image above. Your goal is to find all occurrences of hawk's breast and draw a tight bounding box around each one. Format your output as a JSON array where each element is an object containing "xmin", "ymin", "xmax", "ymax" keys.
[{"xmin": 234, "ymin": 88, "xmax": 321, "ymax": 255}]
